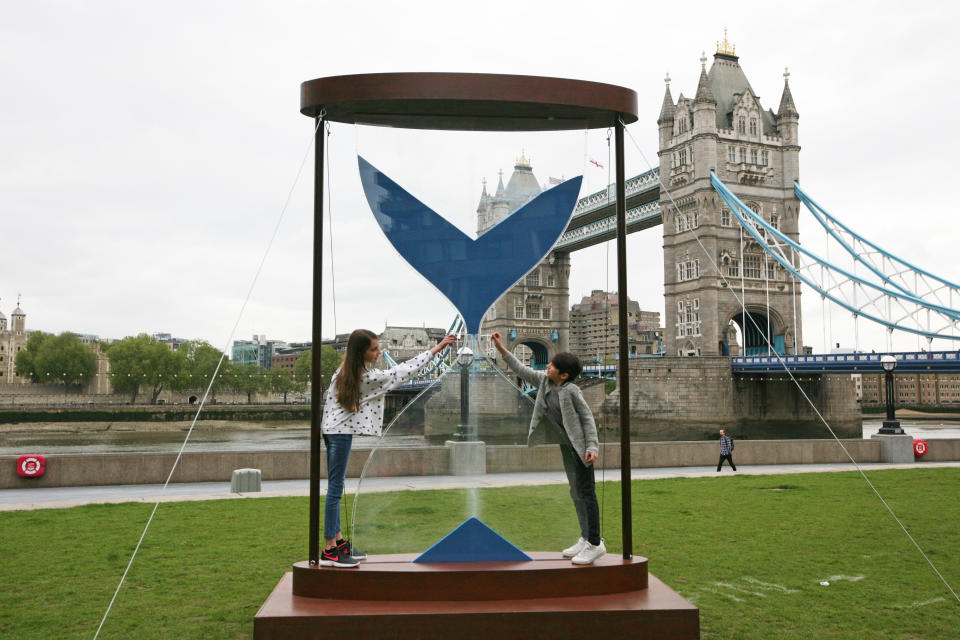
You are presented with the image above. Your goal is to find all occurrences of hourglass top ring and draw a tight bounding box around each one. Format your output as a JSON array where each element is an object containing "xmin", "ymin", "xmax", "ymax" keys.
[{"xmin": 300, "ymin": 72, "xmax": 638, "ymax": 131}]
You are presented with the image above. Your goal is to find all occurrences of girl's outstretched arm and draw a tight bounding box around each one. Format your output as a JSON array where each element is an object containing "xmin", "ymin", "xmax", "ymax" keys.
[
  {"xmin": 367, "ymin": 334, "xmax": 456, "ymax": 394},
  {"xmin": 430, "ymin": 334, "xmax": 456, "ymax": 356}
]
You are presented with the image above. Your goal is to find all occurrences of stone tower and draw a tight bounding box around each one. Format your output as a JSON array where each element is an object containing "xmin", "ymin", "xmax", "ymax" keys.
[
  {"xmin": 659, "ymin": 39, "xmax": 802, "ymax": 357},
  {"xmin": 0, "ymin": 296, "xmax": 29, "ymax": 383},
  {"xmin": 477, "ymin": 154, "xmax": 571, "ymax": 366}
]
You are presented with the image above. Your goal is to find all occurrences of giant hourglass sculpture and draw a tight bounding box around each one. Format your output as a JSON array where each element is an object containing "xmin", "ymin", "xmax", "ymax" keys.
[{"xmin": 254, "ymin": 73, "xmax": 698, "ymax": 640}]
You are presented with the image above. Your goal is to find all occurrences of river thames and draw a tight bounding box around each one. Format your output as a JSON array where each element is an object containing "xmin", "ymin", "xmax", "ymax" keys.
[{"xmin": 1, "ymin": 419, "xmax": 957, "ymax": 456}]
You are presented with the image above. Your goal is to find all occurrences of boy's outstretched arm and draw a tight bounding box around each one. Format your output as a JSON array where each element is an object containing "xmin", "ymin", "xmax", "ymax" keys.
[
  {"xmin": 490, "ymin": 332, "xmax": 509, "ymax": 357},
  {"xmin": 491, "ymin": 332, "xmax": 543, "ymax": 387}
]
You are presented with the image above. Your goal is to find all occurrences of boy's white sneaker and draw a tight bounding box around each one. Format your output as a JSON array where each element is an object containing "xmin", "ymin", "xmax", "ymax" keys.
[
  {"xmin": 562, "ymin": 537, "xmax": 588, "ymax": 558},
  {"xmin": 571, "ymin": 539, "xmax": 606, "ymax": 565}
]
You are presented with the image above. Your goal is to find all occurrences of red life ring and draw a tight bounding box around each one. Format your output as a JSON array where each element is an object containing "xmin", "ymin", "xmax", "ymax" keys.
[
  {"xmin": 913, "ymin": 439, "xmax": 928, "ymax": 457},
  {"xmin": 17, "ymin": 454, "xmax": 46, "ymax": 477}
]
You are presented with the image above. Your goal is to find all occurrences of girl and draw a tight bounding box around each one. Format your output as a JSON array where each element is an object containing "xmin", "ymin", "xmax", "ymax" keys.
[{"xmin": 319, "ymin": 328, "xmax": 455, "ymax": 567}]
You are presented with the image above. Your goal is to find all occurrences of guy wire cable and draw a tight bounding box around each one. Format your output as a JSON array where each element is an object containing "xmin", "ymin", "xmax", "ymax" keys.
[
  {"xmin": 599, "ymin": 125, "xmax": 613, "ymax": 540},
  {"xmin": 622, "ymin": 122, "xmax": 959, "ymax": 605},
  {"xmin": 93, "ymin": 116, "xmax": 325, "ymax": 639},
  {"xmin": 326, "ymin": 120, "xmax": 338, "ymax": 339}
]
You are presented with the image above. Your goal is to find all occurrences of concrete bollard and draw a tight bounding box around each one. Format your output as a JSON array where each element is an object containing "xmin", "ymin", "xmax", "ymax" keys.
[
  {"xmin": 870, "ymin": 434, "xmax": 915, "ymax": 463},
  {"xmin": 231, "ymin": 468, "xmax": 262, "ymax": 493},
  {"xmin": 445, "ymin": 440, "xmax": 486, "ymax": 476}
]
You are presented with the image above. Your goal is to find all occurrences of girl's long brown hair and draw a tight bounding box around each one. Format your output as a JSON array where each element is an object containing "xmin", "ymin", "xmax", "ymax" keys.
[{"xmin": 335, "ymin": 329, "xmax": 378, "ymax": 413}]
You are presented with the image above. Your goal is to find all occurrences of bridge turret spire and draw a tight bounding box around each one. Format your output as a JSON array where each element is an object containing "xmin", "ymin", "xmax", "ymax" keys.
[
  {"xmin": 657, "ymin": 73, "xmax": 675, "ymax": 125},
  {"xmin": 777, "ymin": 67, "xmax": 799, "ymax": 118},
  {"xmin": 694, "ymin": 53, "xmax": 716, "ymax": 105}
]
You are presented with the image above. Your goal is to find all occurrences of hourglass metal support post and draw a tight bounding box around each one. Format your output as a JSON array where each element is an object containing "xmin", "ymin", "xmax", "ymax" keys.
[
  {"xmin": 308, "ymin": 115, "xmax": 325, "ymax": 565},
  {"xmin": 615, "ymin": 117, "xmax": 632, "ymax": 560}
]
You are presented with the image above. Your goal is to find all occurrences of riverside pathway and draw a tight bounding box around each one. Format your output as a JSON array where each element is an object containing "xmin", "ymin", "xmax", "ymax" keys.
[{"xmin": 3, "ymin": 461, "xmax": 959, "ymax": 511}]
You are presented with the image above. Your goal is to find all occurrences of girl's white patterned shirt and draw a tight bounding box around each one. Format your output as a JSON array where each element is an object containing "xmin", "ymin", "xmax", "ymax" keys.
[{"xmin": 320, "ymin": 350, "xmax": 433, "ymax": 436}]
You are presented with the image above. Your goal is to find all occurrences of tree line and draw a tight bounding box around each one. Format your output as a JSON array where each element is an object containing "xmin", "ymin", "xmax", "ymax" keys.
[{"xmin": 14, "ymin": 332, "xmax": 342, "ymax": 404}]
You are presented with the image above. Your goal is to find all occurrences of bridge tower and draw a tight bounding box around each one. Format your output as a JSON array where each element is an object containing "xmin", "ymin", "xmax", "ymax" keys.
[
  {"xmin": 477, "ymin": 155, "xmax": 570, "ymax": 366},
  {"xmin": 659, "ymin": 38, "xmax": 802, "ymax": 357}
]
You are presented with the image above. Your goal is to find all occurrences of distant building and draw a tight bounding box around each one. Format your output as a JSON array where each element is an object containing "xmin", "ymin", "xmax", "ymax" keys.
[
  {"xmin": 325, "ymin": 334, "xmax": 351, "ymax": 355},
  {"xmin": 861, "ymin": 372, "xmax": 960, "ymax": 407},
  {"xmin": 154, "ymin": 333, "xmax": 186, "ymax": 351},
  {"xmin": 232, "ymin": 334, "xmax": 288, "ymax": 369},
  {"xmin": 379, "ymin": 326, "xmax": 446, "ymax": 364},
  {"xmin": 0, "ymin": 297, "xmax": 28, "ymax": 383},
  {"xmin": 569, "ymin": 290, "xmax": 662, "ymax": 363},
  {"xmin": 272, "ymin": 342, "xmax": 312, "ymax": 371}
]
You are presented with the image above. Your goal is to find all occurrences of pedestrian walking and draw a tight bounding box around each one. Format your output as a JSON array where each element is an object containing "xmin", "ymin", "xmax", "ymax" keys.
[{"xmin": 717, "ymin": 428, "xmax": 737, "ymax": 472}]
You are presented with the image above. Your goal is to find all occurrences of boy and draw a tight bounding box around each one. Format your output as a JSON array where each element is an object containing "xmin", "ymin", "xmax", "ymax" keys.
[{"xmin": 490, "ymin": 332, "xmax": 604, "ymax": 565}]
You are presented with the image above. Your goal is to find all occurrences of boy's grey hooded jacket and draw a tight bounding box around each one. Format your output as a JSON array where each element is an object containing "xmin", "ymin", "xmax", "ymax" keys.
[{"xmin": 501, "ymin": 351, "xmax": 599, "ymax": 465}]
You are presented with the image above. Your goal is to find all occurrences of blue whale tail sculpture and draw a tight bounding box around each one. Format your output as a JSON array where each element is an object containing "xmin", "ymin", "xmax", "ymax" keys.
[{"xmin": 358, "ymin": 155, "xmax": 582, "ymax": 335}]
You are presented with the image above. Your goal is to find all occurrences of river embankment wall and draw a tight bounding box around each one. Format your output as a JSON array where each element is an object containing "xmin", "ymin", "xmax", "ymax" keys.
[
  {"xmin": 4, "ymin": 438, "xmax": 959, "ymax": 489},
  {"xmin": 603, "ymin": 357, "xmax": 863, "ymax": 439}
]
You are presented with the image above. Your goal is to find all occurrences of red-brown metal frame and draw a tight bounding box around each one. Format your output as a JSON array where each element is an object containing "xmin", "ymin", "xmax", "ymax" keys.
[{"xmin": 302, "ymin": 72, "xmax": 638, "ymax": 565}]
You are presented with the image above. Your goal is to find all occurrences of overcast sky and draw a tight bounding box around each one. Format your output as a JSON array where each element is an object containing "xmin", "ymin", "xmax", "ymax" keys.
[{"xmin": 3, "ymin": 1, "xmax": 957, "ymax": 355}]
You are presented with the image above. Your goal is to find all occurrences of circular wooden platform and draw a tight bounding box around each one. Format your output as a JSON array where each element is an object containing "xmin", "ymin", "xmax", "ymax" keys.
[{"xmin": 292, "ymin": 552, "xmax": 648, "ymax": 601}]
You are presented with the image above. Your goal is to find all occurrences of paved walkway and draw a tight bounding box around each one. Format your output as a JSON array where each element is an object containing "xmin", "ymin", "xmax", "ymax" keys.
[{"xmin": 3, "ymin": 461, "xmax": 958, "ymax": 511}]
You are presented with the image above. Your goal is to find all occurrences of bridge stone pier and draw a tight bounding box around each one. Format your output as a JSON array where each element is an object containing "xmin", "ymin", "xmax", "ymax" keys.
[
  {"xmin": 418, "ymin": 365, "xmax": 607, "ymax": 443},
  {"xmin": 603, "ymin": 357, "xmax": 861, "ymax": 440}
]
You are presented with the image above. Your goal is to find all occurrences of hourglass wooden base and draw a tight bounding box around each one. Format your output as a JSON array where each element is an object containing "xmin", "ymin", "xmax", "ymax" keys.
[{"xmin": 254, "ymin": 553, "xmax": 698, "ymax": 639}]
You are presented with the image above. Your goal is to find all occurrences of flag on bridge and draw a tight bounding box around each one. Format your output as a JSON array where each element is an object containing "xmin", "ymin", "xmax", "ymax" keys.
[
  {"xmin": 548, "ymin": 176, "xmax": 563, "ymax": 185},
  {"xmin": 589, "ymin": 159, "xmax": 604, "ymax": 169}
]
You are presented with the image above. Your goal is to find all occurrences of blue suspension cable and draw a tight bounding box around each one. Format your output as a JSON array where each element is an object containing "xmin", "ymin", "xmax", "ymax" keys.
[{"xmin": 712, "ymin": 172, "xmax": 960, "ymax": 340}]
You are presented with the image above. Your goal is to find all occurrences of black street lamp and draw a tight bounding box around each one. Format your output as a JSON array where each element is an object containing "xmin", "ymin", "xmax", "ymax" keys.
[
  {"xmin": 452, "ymin": 346, "xmax": 474, "ymax": 441},
  {"xmin": 878, "ymin": 355, "xmax": 904, "ymax": 434}
]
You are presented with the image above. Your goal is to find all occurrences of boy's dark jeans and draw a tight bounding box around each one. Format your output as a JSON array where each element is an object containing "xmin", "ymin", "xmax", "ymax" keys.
[{"xmin": 558, "ymin": 441, "xmax": 600, "ymax": 545}]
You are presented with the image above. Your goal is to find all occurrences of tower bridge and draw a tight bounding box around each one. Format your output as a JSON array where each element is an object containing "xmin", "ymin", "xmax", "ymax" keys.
[
  {"xmin": 369, "ymin": 39, "xmax": 960, "ymax": 438},
  {"xmin": 487, "ymin": 42, "xmax": 803, "ymax": 368},
  {"xmin": 473, "ymin": 38, "xmax": 960, "ymax": 433},
  {"xmin": 555, "ymin": 168, "xmax": 661, "ymax": 252}
]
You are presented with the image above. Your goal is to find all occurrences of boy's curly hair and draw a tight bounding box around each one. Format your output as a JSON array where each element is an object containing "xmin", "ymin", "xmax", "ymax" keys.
[{"xmin": 550, "ymin": 352, "xmax": 582, "ymax": 383}]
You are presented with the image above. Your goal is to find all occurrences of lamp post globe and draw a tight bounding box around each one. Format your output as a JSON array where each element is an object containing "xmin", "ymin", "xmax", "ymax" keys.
[{"xmin": 878, "ymin": 355, "xmax": 904, "ymax": 434}]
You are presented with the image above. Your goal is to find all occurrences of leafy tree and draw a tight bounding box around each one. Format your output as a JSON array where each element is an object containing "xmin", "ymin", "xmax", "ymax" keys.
[
  {"xmin": 269, "ymin": 368, "xmax": 300, "ymax": 403},
  {"xmin": 320, "ymin": 345, "xmax": 343, "ymax": 390},
  {"xmin": 179, "ymin": 340, "xmax": 230, "ymax": 402},
  {"xmin": 230, "ymin": 364, "xmax": 266, "ymax": 403},
  {"xmin": 105, "ymin": 334, "xmax": 187, "ymax": 404},
  {"xmin": 15, "ymin": 331, "xmax": 96, "ymax": 391},
  {"xmin": 14, "ymin": 331, "xmax": 53, "ymax": 382},
  {"xmin": 292, "ymin": 346, "xmax": 341, "ymax": 397}
]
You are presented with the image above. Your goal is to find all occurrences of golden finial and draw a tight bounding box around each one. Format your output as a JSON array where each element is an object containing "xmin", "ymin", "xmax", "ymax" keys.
[
  {"xmin": 716, "ymin": 27, "xmax": 736, "ymax": 56},
  {"xmin": 516, "ymin": 150, "xmax": 531, "ymax": 168}
]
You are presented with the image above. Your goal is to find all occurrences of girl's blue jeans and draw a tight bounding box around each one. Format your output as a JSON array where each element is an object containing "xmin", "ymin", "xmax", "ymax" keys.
[{"xmin": 322, "ymin": 433, "xmax": 353, "ymax": 540}]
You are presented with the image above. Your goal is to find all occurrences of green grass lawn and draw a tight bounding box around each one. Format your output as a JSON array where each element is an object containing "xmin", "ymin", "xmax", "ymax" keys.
[{"xmin": 1, "ymin": 468, "xmax": 958, "ymax": 639}]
